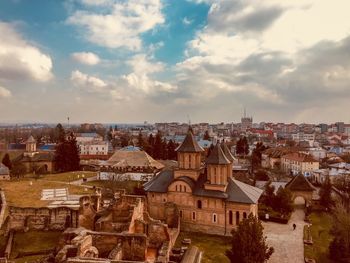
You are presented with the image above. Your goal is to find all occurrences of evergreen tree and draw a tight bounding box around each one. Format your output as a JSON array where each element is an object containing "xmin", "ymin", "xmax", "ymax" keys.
[
  {"xmin": 67, "ymin": 132, "xmax": 80, "ymax": 171},
  {"xmin": 137, "ymin": 132, "xmax": 145, "ymax": 149},
  {"xmin": 167, "ymin": 140, "xmax": 177, "ymax": 160},
  {"xmin": 226, "ymin": 214, "xmax": 274, "ymax": 263},
  {"xmin": 236, "ymin": 136, "xmax": 249, "ymax": 156},
  {"xmin": 153, "ymin": 131, "xmax": 163, "ymax": 159},
  {"xmin": 319, "ymin": 179, "xmax": 334, "ymax": 209},
  {"xmin": 107, "ymin": 126, "xmax": 113, "ymax": 141},
  {"xmin": 162, "ymin": 138, "xmax": 168, "ymax": 160},
  {"xmin": 55, "ymin": 123, "xmax": 65, "ymax": 143},
  {"xmin": 203, "ymin": 130, "xmax": 210, "ymax": 140},
  {"xmin": 2, "ymin": 153, "xmax": 12, "ymax": 169},
  {"xmin": 274, "ymin": 187, "xmax": 293, "ymax": 215},
  {"xmin": 146, "ymin": 134, "xmax": 155, "ymax": 156}
]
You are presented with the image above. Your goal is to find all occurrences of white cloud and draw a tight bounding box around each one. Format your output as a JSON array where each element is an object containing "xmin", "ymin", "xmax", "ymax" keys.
[
  {"xmin": 71, "ymin": 70, "xmax": 107, "ymax": 92},
  {"xmin": 123, "ymin": 54, "xmax": 176, "ymax": 93},
  {"xmin": 183, "ymin": 17, "xmax": 193, "ymax": 25},
  {"xmin": 0, "ymin": 22, "xmax": 53, "ymax": 82},
  {"xmin": 67, "ymin": 0, "xmax": 164, "ymax": 50},
  {"xmin": 71, "ymin": 52, "xmax": 101, "ymax": 65},
  {"xmin": 0, "ymin": 86, "xmax": 11, "ymax": 98}
]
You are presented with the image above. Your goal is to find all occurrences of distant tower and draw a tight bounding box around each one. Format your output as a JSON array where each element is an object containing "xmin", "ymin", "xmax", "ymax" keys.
[
  {"xmin": 241, "ymin": 107, "xmax": 253, "ymax": 131},
  {"xmin": 24, "ymin": 135, "xmax": 37, "ymax": 157}
]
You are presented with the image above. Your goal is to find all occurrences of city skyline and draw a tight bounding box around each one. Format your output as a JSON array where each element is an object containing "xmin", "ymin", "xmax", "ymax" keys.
[{"xmin": 1, "ymin": 0, "xmax": 350, "ymax": 123}]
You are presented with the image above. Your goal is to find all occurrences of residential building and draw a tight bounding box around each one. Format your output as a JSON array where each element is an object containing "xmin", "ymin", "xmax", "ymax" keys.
[{"xmin": 281, "ymin": 152, "xmax": 319, "ymax": 176}]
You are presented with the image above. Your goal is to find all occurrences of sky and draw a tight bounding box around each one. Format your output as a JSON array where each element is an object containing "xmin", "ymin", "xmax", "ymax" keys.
[{"xmin": 1, "ymin": 0, "xmax": 350, "ymax": 124}]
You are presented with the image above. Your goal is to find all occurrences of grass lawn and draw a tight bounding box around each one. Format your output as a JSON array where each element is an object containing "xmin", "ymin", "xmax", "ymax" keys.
[
  {"xmin": 304, "ymin": 212, "xmax": 333, "ymax": 263},
  {"xmin": 83, "ymin": 180, "xmax": 141, "ymax": 194},
  {"xmin": 0, "ymin": 178, "xmax": 94, "ymax": 207},
  {"xmin": 41, "ymin": 171, "xmax": 97, "ymax": 182},
  {"xmin": 175, "ymin": 231, "xmax": 231, "ymax": 263},
  {"xmin": 11, "ymin": 231, "xmax": 61, "ymax": 260}
]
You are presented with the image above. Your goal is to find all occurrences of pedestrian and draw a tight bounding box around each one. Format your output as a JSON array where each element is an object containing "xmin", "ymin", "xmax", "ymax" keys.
[{"xmin": 293, "ymin": 223, "xmax": 296, "ymax": 230}]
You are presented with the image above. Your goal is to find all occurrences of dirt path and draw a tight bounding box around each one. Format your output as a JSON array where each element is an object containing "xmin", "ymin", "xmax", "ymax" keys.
[{"xmin": 263, "ymin": 208, "xmax": 306, "ymax": 263}]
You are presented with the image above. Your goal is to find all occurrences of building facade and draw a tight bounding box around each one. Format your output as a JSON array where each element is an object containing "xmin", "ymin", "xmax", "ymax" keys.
[
  {"xmin": 144, "ymin": 129, "xmax": 262, "ymax": 236},
  {"xmin": 281, "ymin": 152, "xmax": 319, "ymax": 176}
]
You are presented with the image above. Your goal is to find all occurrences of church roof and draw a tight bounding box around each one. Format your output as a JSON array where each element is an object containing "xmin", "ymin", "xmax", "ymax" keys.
[
  {"xmin": 12, "ymin": 152, "xmax": 55, "ymax": 163},
  {"xmin": 285, "ymin": 174, "xmax": 316, "ymax": 192},
  {"xmin": 0, "ymin": 163, "xmax": 9, "ymax": 175},
  {"xmin": 176, "ymin": 130, "xmax": 204, "ymax": 153},
  {"xmin": 144, "ymin": 170, "xmax": 263, "ymax": 204},
  {"xmin": 220, "ymin": 143, "xmax": 236, "ymax": 162},
  {"xmin": 27, "ymin": 135, "xmax": 36, "ymax": 143},
  {"xmin": 206, "ymin": 144, "xmax": 230, "ymax": 165}
]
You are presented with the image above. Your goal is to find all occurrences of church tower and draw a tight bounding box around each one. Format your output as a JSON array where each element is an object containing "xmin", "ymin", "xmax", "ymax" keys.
[
  {"xmin": 174, "ymin": 128, "xmax": 204, "ymax": 181},
  {"xmin": 24, "ymin": 135, "xmax": 37, "ymax": 157},
  {"xmin": 204, "ymin": 144, "xmax": 232, "ymax": 192}
]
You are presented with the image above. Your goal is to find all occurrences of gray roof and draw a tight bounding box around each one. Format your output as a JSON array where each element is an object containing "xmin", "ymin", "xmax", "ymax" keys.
[
  {"xmin": 27, "ymin": 135, "xmax": 36, "ymax": 143},
  {"xmin": 176, "ymin": 130, "xmax": 204, "ymax": 153},
  {"xmin": 226, "ymin": 178, "xmax": 263, "ymax": 204},
  {"xmin": 0, "ymin": 163, "xmax": 9, "ymax": 175},
  {"xmin": 221, "ymin": 143, "xmax": 236, "ymax": 162},
  {"xmin": 144, "ymin": 170, "xmax": 263, "ymax": 204},
  {"xmin": 206, "ymin": 144, "xmax": 230, "ymax": 165}
]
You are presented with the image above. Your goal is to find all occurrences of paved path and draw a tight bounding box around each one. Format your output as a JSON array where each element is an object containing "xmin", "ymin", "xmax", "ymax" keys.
[{"xmin": 263, "ymin": 208, "xmax": 306, "ymax": 263}]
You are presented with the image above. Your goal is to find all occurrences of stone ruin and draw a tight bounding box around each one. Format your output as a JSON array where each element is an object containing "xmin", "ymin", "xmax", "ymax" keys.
[{"xmin": 55, "ymin": 190, "xmax": 180, "ymax": 263}]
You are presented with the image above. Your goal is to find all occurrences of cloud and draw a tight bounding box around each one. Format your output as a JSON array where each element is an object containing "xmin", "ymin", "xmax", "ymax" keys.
[
  {"xmin": 67, "ymin": 0, "xmax": 165, "ymax": 50},
  {"xmin": 171, "ymin": 0, "xmax": 350, "ymax": 121},
  {"xmin": 0, "ymin": 86, "xmax": 11, "ymax": 98},
  {"xmin": 0, "ymin": 22, "xmax": 53, "ymax": 82},
  {"xmin": 182, "ymin": 17, "xmax": 193, "ymax": 26},
  {"xmin": 71, "ymin": 52, "xmax": 101, "ymax": 65},
  {"xmin": 71, "ymin": 70, "xmax": 107, "ymax": 92}
]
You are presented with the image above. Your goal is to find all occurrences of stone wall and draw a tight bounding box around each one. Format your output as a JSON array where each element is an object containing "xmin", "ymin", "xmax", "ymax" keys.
[{"xmin": 7, "ymin": 206, "xmax": 79, "ymax": 232}]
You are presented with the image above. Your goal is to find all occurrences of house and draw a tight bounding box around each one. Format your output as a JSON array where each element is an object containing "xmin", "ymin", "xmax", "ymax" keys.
[
  {"xmin": 261, "ymin": 147, "xmax": 299, "ymax": 169},
  {"xmin": 0, "ymin": 163, "xmax": 10, "ymax": 180},
  {"xmin": 144, "ymin": 129, "xmax": 263, "ymax": 236},
  {"xmin": 281, "ymin": 152, "xmax": 319, "ymax": 176}
]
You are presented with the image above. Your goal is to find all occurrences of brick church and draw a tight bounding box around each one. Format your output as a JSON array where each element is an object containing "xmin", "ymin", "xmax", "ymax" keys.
[{"xmin": 144, "ymin": 129, "xmax": 263, "ymax": 235}]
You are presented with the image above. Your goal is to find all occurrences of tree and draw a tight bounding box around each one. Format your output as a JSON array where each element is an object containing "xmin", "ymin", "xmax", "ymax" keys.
[
  {"xmin": 226, "ymin": 214, "xmax": 274, "ymax": 263},
  {"xmin": 137, "ymin": 132, "xmax": 145, "ymax": 149},
  {"xmin": 274, "ymin": 187, "xmax": 293, "ymax": 215},
  {"xmin": 2, "ymin": 153, "xmax": 12, "ymax": 170},
  {"xmin": 236, "ymin": 136, "xmax": 249, "ymax": 156},
  {"xmin": 167, "ymin": 140, "xmax": 177, "ymax": 160},
  {"xmin": 54, "ymin": 123, "xmax": 65, "ymax": 143},
  {"xmin": 329, "ymin": 204, "xmax": 350, "ymax": 262},
  {"xmin": 66, "ymin": 132, "xmax": 80, "ymax": 171},
  {"xmin": 252, "ymin": 142, "xmax": 267, "ymax": 173},
  {"xmin": 203, "ymin": 130, "xmax": 210, "ymax": 140},
  {"xmin": 319, "ymin": 179, "xmax": 334, "ymax": 209},
  {"xmin": 153, "ymin": 131, "xmax": 163, "ymax": 159},
  {"xmin": 11, "ymin": 163, "xmax": 27, "ymax": 178}
]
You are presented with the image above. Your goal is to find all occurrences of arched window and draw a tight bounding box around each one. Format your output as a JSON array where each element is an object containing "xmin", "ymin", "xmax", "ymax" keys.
[
  {"xmin": 180, "ymin": 185, "xmax": 182, "ymax": 192},
  {"xmin": 236, "ymin": 211, "xmax": 240, "ymax": 225},
  {"xmin": 180, "ymin": 210, "xmax": 183, "ymax": 218},
  {"xmin": 197, "ymin": 200, "xmax": 202, "ymax": 209},
  {"xmin": 175, "ymin": 185, "xmax": 178, "ymax": 191},
  {"xmin": 229, "ymin": 210, "xmax": 233, "ymax": 225},
  {"xmin": 192, "ymin": 212, "xmax": 196, "ymax": 221},
  {"xmin": 213, "ymin": 213, "xmax": 217, "ymax": 223},
  {"xmin": 184, "ymin": 186, "xmax": 187, "ymax": 192},
  {"xmin": 189, "ymin": 154, "xmax": 192, "ymax": 168},
  {"xmin": 243, "ymin": 212, "xmax": 247, "ymax": 219}
]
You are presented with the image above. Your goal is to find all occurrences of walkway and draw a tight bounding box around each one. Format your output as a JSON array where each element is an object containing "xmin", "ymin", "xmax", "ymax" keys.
[{"xmin": 263, "ymin": 208, "xmax": 306, "ymax": 263}]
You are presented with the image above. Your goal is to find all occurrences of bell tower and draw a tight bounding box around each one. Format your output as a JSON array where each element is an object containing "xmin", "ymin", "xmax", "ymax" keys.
[
  {"xmin": 24, "ymin": 135, "xmax": 37, "ymax": 157},
  {"xmin": 174, "ymin": 127, "xmax": 204, "ymax": 181},
  {"xmin": 204, "ymin": 144, "xmax": 232, "ymax": 192}
]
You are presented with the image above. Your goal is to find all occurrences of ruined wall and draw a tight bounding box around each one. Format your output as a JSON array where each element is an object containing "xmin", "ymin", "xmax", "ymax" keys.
[{"xmin": 8, "ymin": 206, "xmax": 78, "ymax": 232}]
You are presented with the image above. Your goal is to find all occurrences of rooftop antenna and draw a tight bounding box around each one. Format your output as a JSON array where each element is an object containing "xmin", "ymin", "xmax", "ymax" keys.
[
  {"xmin": 187, "ymin": 114, "xmax": 191, "ymax": 126},
  {"xmin": 243, "ymin": 107, "xmax": 246, "ymax": 118},
  {"xmin": 67, "ymin": 116, "xmax": 70, "ymax": 129}
]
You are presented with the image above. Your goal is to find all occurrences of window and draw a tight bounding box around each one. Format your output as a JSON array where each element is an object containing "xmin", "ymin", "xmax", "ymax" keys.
[
  {"xmin": 229, "ymin": 211, "xmax": 233, "ymax": 225},
  {"xmin": 180, "ymin": 210, "xmax": 183, "ymax": 218},
  {"xmin": 236, "ymin": 211, "xmax": 240, "ymax": 225},
  {"xmin": 192, "ymin": 211, "xmax": 196, "ymax": 221},
  {"xmin": 213, "ymin": 213, "xmax": 217, "ymax": 223},
  {"xmin": 180, "ymin": 185, "xmax": 182, "ymax": 192},
  {"xmin": 243, "ymin": 212, "xmax": 247, "ymax": 219},
  {"xmin": 184, "ymin": 186, "xmax": 187, "ymax": 192},
  {"xmin": 197, "ymin": 200, "xmax": 202, "ymax": 209},
  {"xmin": 189, "ymin": 155, "xmax": 192, "ymax": 168}
]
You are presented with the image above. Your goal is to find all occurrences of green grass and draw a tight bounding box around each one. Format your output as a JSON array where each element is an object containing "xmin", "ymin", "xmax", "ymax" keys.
[
  {"xmin": 11, "ymin": 231, "xmax": 61, "ymax": 260},
  {"xmin": 83, "ymin": 180, "xmax": 141, "ymax": 194},
  {"xmin": 175, "ymin": 231, "xmax": 231, "ymax": 263},
  {"xmin": 41, "ymin": 171, "xmax": 97, "ymax": 182},
  {"xmin": 304, "ymin": 212, "xmax": 333, "ymax": 263},
  {"xmin": 0, "ymin": 177, "xmax": 94, "ymax": 207}
]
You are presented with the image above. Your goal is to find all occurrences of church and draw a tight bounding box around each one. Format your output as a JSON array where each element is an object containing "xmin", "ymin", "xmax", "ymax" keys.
[{"xmin": 144, "ymin": 129, "xmax": 263, "ymax": 235}]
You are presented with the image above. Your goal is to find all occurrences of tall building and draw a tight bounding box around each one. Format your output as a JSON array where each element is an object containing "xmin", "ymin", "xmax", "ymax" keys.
[
  {"xmin": 241, "ymin": 109, "xmax": 253, "ymax": 131},
  {"xmin": 144, "ymin": 129, "xmax": 262, "ymax": 236}
]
